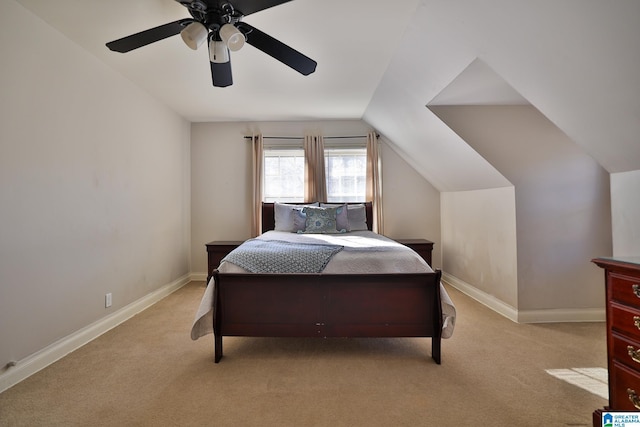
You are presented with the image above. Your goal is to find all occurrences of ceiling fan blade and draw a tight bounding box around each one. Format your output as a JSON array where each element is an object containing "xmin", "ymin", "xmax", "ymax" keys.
[
  {"xmin": 211, "ymin": 60, "xmax": 233, "ymax": 87},
  {"xmin": 106, "ymin": 19, "xmax": 193, "ymax": 53},
  {"xmin": 237, "ymin": 23, "xmax": 317, "ymax": 76},
  {"xmin": 224, "ymin": 0, "xmax": 293, "ymax": 16}
]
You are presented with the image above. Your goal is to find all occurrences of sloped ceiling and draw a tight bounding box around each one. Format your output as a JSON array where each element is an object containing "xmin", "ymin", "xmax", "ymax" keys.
[
  {"xmin": 365, "ymin": 0, "xmax": 640, "ymax": 191},
  {"xmin": 429, "ymin": 59, "xmax": 528, "ymax": 107},
  {"xmin": 13, "ymin": 0, "xmax": 640, "ymax": 191}
]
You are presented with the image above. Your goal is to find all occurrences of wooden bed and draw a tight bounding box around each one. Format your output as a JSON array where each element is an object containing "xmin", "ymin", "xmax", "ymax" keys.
[{"xmin": 210, "ymin": 202, "xmax": 444, "ymax": 364}]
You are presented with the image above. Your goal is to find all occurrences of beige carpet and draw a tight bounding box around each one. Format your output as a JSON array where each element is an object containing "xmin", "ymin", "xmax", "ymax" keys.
[{"xmin": 0, "ymin": 282, "xmax": 607, "ymax": 427}]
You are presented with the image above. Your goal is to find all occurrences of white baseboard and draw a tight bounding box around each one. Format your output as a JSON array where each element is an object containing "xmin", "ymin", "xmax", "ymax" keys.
[
  {"xmin": 191, "ymin": 272, "xmax": 208, "ymax": 282},
  {"xmin": 0, "ymin": 273, "xmax": 192, "ymax": 394},
  {"xmin": 442, "ymin": 272, "xmax": 519, "ymax": 322},
  {"xmin": 441, "ymin": 272, "xmax": 605, "ymax": 324},
  {"xmin": 517, "ymin": 307, "xmax": 605, "ymax": 323}
]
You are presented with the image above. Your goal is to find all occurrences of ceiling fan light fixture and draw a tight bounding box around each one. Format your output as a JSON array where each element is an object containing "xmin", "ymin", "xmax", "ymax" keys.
[
  {"xmin": 219, "ymin": 23, "xmax": 245, "ymax": 51},
  {"xmin": 209, "ymin": 40, "xmax": 230, "ymax": 63},
  {"xmin": 180, "ymin": 22, "xmax": 208, "ymax": 50},
  {"xmin": 105, "ymin": 1, "xmax": 318, "ymax": 88}
]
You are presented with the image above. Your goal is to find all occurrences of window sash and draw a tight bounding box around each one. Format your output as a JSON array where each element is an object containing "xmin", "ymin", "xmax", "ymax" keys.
[
  {"xmin": 324, "ymin": 147, "xmax": 366, "ymax": 202},
  {"xmin": 263, "ymin": 145, "xmax": 366, "ymax": 203},
  {"xmin": 263, "ymin": 148, "xmax": 304, "ymax": 202}
]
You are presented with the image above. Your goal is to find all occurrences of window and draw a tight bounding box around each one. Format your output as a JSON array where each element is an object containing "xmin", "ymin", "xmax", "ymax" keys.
[
  {"xmin": 263, "ymin": 148, "xmax": 304, "ymax": 202},
  {"xmin": 324, "ymin": 147, "xmax": 366, "ymax": 202},
  {"xmin": 263, "ymin": 145, "xmax": 366, "ymax": 202}
]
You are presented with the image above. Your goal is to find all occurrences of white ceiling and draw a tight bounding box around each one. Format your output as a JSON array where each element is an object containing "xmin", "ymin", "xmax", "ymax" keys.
[
  {"xmin": 14, "ymin": 0, "xmax": 640, "ymax": 191},
  {"xmin": 16, "ymin": 0, "xmax": 421, "ymax": 122}
]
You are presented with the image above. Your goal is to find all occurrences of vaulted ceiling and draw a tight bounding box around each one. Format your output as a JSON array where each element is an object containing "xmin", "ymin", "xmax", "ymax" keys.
[{"xmin": 14, "ymin": 0, "xmax": 640, "ymax": 191}]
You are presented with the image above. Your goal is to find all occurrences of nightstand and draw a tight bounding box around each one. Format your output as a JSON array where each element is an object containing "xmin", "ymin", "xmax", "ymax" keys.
[
  {"xmin": 396, "ymin": 239, "xmax": 434, "ymax": 267},
  {"xmin": 206, "ymin": 240, "xmax": 243, "ymax": 284}
]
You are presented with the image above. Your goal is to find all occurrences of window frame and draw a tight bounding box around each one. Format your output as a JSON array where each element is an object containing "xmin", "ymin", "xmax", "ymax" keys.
[
  {"xmin": 262, "ymin": 139, "xmax": 367, "ymax": 203},
  {"xmin": 262, "ymin": 145, "xmax": 305, "ymax": 203},
  {"xmin": 323, "ymin": 145, "xmax": 367, "ymax": 203}
]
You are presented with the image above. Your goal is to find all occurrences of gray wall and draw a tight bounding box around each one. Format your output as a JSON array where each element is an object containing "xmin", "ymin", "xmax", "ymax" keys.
[
  {"xmin": 433, "ymin": 105, "xmax": 612, "ymax": 319},
  {"xmin": 441, "ymin": 187, "xmax": 518, "ymax": 309},
  {"xmin": 377, "ymin": 139, "xmax": 441, "ymax": 262},
  {"xmin": 611, "ymin": 170, "xmax": 640, "ymax": 257},
  {"xmin": 0, "ymin": 1, "xmax": 191, "ymax": 369}
]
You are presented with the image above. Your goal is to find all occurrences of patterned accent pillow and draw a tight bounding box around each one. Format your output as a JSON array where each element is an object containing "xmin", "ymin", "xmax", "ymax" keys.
[
  {"xmin": 301, "ymin": 206, "xmax": 345, "ymax": 234},
  {"xmin": 320, "ymin": 203, "xmax": 350, "ymax": 231}
]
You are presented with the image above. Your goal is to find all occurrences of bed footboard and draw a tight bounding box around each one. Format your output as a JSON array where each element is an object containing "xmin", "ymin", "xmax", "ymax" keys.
[{"xmin": 212, "ymin": 270, "xmax": 443, "ymax": 364}]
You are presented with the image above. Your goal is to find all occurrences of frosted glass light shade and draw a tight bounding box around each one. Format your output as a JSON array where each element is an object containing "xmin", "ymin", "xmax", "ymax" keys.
[
  {"xmin": 219, "ymin": 24, "xmax": 245, "ymax": 51},
  {"xmin": 180, "ymin": 22, "xmax": 208, "ymax": 50},
  {"xmin": 209, "ymin": 40, "xmax": 230, "ymax": 63}
]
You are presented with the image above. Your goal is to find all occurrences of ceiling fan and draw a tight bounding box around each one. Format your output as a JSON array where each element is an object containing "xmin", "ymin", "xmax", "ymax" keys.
[{"xmin": 106, "ymin": 0, "xmax": 317, "ymax": 87}]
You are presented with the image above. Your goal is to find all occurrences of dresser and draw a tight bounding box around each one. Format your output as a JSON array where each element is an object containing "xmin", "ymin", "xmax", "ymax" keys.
[{"xmin": 593, "ymin": 257, "xmax": 640, "ymax": 425}]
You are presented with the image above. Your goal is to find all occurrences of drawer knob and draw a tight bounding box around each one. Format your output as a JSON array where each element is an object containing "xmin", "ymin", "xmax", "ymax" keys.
[
  {"xmin": 628, "ymin": 346, "xmax": 640, "ymax": 364},
  {"xmin": 633, "ymin": 284, "xmax": 640, "ymax": 298},
  {"xmin": 628, "ymin": 388, "xmax": 640, "ymax": 410},
  {"xmin": 635, "ymin": 316, "xmax": 640, "ymax": 330}
]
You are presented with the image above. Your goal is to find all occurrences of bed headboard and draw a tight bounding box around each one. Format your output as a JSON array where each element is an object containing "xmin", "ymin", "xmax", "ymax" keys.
[{"xmin": 262, "ymin": 202, "xmax": 373, "ymax": 233}]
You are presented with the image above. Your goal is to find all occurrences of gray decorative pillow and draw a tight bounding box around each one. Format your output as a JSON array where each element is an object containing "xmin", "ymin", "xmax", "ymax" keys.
[
  {"xmin": 301, "ymin": 206, "xmax": 345, "ymax": 234},
  {"xmin": 347, "ymin": 204, "xmax": 368, "ymax": 231}
]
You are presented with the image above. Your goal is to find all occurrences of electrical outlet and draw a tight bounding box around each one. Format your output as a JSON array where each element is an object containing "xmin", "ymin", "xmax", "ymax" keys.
[{"xmin": 105, "ymin": 293, "xmax": 112, "ymax": 308}]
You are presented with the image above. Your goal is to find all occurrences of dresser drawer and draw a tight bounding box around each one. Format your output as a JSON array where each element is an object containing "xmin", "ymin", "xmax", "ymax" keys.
[
  {"xmin": 611, "ymin": 361, "xmax": 640, "ymax": 411},
  {"xmin": 613, "ymin": 332, "xmax": 640, "ymax": 372},
  {"xmin": 610, "ymin": 273, "xmax": 640, "ymax": 307},
  {"xmin": 611, "ymin": 303, "xmax": 640, "ymax": 341}
]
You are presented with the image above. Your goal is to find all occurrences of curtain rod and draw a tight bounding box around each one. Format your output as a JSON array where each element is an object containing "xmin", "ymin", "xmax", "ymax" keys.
[{"xmin": 243, "ymin": 134, "xmax": 379, "ymax": 140}]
